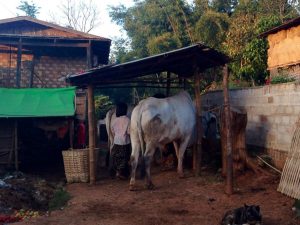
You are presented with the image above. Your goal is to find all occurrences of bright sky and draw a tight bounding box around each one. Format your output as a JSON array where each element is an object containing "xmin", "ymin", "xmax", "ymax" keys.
[{"xmin": 0, "ymin": 0, "xmax": 135, "ymax": 40}]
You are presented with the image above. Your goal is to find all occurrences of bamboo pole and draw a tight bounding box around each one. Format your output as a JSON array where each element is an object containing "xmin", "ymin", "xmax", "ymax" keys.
[
  {"xmin": 193, "ymin": 71, "xmax": 202, "ymax": 176},
  {"xmin": 14, "ymin": 120, "xmax": 19, "ymax": 171},
  {"xmin": 69, "ymin": 119, "xmax": 74, "ymax": 149},
  {"xmin": 223, "ymin": 64, "xmax": 233, "ymax": 195},
  {"xmin": 29, "ymin": 55, "xmax": 35, "ymax": 88},
  {"xmin": 88, "ymin": 84, "xmax": 96, "ymax": 184},
  {"xmin": 16, "ymin": 38, "xmax": 22, "ymax": 88},
  {"xmin": 166, "ymin": 71, "xmax": 171, "ymax": 97},
  {"xmin": 86, "ymin": 40, "xmax": 92, "ymax": 69}
]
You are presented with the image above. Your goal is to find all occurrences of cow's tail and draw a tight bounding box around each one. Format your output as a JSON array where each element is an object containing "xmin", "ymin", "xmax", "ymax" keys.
[
  {"xmin": 136, "ymin": 109, "xmax": 146, "ymax": 179},
  {"xmin": 137, "ymin": 111, "xmax": 145, "ymax": 154},
  {"xmin": 105, "ymin": 108, "xmax": 115, "ymax": 152}
]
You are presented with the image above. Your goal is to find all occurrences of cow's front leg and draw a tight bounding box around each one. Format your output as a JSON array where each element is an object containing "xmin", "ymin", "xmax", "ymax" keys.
[{"xmin": 144, "ymin": 146, "xmax": 155, "ymax": 190}]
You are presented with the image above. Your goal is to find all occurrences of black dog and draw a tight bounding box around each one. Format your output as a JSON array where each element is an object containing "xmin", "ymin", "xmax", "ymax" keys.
[{"xmin": 221, "ymin": 204, "xmax": 262, "ymax": 225}]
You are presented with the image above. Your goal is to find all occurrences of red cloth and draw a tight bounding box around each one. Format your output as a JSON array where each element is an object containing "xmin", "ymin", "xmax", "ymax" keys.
[
  {"xmin": 57, "ymin": 124, "xmax": 69, "ymax": 139},
  {"xmin": 77, "ymin": 122, "xmax": 86, "ymax": 146}
]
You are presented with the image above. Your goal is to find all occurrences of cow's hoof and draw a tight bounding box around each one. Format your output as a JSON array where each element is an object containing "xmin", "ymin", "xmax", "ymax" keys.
[
  {"xmin": 129, "ymin": 184, "xmax": 137, "ymax": 191},
  {"xmin": 178, "ymin": 173, "xmax": 185, "ymax": 179},
  {"xmin": 145, "ymin": 182, "xmax": 155, "ymax": 190}
]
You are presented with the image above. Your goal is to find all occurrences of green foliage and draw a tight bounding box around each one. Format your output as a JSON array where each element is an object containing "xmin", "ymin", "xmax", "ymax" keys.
[
  {"xmin": 97, "ymin": 88, "xmax": 133, "ymax": 105},
  {"xmin": 108, "ymin": 0, "xmax": 300, "ymax": 87},
  {"xmin": 147, "ymin": 32, "xmax": 181, "ymax": 55},
  {"xmin": 270, "ymin": 75, "xmax": 295, "ymax": 84},
  {"xmin": 211, "ymin": 0, "xmax": 238, "ymax": 15},
  {"xmin": 194, "ymin": 10, "xmax": 229, "ymax": 49},
  {"xmin": 228, "ymin": 77, "xmax": 252, "ymax": 89},
  {"xmin": 255, "ymin": 15, "xmax": 282, "ymax": 34},
  {"xmin": 226, "ymin": 11, "xmax": 284, "ymax": 85},
  {"xmin": 109, "ymin": 0, "xmax": 193, "ymax": 61},
  {"xmin": 17, "ymin": 0, "xmax": 40, "ymax": 18},
  {"xmin": 94, "ymin": 95, "xmax": 113, "ymax": 120},
  {"xmin": 258, "ymin": 0, "xmax": 299, "ymax": 22},
  {"xmin": 110, "ymin": 37, "xmax": 134, "ymax": 64},
  {"xmin": 48, "ymin": 188, "xmax": 71, "ymax": 211},
  {"xmin": 237, "ymin": 16, "xmax": 282, "ymax": 85}
]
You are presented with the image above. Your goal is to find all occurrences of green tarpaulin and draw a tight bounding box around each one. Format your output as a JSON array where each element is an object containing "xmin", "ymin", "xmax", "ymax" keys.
[{"xmin": 0, "ymin": 87, "xmax": 76, "ymax": 117}]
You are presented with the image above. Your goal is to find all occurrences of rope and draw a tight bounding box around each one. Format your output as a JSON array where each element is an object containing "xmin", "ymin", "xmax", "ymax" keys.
[{"xmin": 256, "ymin": 155, "xmax": 282, "ymax": 174}]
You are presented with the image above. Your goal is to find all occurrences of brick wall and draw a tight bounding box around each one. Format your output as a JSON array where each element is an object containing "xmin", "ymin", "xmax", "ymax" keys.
[
  {"xmin": 0, "ymin": 52, "xmax": 86, "ymax": 88},
  {"xmin": 33, "ymin": 56, "xmax": 86, "ymax": 88},
  {"xmin": 202, "ymin": 82, "xmax": 300, "ymax": 170}
]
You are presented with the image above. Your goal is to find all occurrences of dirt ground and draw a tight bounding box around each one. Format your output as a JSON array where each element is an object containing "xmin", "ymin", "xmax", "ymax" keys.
[
  {"xmin": 11, "ymin": 166, "xmax": 300, "ymax": 225},
  {"xmin": 0, "ymin": 172, "xmax": 59, "ymax": 214}
]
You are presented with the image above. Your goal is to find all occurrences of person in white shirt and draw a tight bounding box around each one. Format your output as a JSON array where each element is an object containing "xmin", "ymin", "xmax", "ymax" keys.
[{"xmin": 111, "ymin": 102, "xmax": 131, "ymax": 179}]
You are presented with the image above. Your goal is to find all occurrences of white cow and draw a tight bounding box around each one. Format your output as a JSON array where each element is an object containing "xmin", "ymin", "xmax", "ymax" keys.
[{"xmin": 129, "ymin": 91, "xmax": 196, "ymax": 190}]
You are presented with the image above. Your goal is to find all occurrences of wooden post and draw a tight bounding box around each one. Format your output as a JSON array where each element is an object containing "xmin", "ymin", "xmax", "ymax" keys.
[
  {"xmin": 14, "ymin": 120, "xmax": 19, "ymax": 171},
  {"xmin": 86, "ymin": 40, "xmax": 92, "ymax": 69},
  {"xmin": 223, "ymin": 64, "xmax": 233, "ymax": 195},
  {"xmin": 166, "ymin": 71, "xmax": 171, "ymax": 97},
  {"xmin": 193, "ymin": 71, "xmax": 202, "ymax": 176},
  {"xmin": 88, "ymin": 84, "xmax": 96, "ymax": 184},
  {"xmin": 16, "ymin": 38, "xmax": 22, "ymax": 88},
  {"xmin": 29, "ymin": 55, "xmax": 35, "ymax": 88},
  {"xmin": 69, "ymin": 119, "xmax": 74, "ymax": 149}
]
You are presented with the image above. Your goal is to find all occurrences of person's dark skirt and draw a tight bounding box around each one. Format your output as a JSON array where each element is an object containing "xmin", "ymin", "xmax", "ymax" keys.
[{"xmin": 111, "ymin": 144, "xmax": 131, "ymax": 178}]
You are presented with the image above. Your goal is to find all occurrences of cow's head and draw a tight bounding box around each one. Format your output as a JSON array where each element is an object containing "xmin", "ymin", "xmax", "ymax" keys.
[{"xmin": 243, "ymin": 204, "xmax": 262, "ymax": 224}]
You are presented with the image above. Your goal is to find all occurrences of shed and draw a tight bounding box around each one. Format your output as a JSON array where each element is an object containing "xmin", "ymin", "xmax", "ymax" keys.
[
  {"xmin": 0, "ymin": 87, "xmax": 75, "ymax": 170},
  {"xmin": 260, "ymin": 16, "xmax": 300, "ymax": 79},
  {"xmin": 66, "ymin": 43, "xmax": 234, "ymax": 194}
]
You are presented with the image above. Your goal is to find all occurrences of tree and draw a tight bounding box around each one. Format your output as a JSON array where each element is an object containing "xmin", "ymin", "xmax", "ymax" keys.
[
  {"xmin": 94, "ymin": 95, "xmax": 113, "ymax": 120},
  {"xmin": 258, "ymin": 0, "xmax": 298, "ymax": 22},
  {"xmin": 50, "ymin": 0, "xmax": 100, "ymax": 33},
  {"xmin": 194, "ymin": 10, "xmax": 229, "ymax": 49},
  {"xmin": 224, "ymin": 0, "xmax": 296, "ymax": 85},
  {"xmin": 211, "ymin": 0, "xmax": 238, "ymax": 15},
  {"xmin": 109, "ymin": 0, "xmax": 193, "ymax": 61},
  {"xmin": 17, "ymin": 0, "xmax": 40, "ymax": 18},
  {"xmin": 109, "ymin": 0, "xmax": 300, "ymax": 86},
  {"xmin": 240, "ymin": 16, "xmax": 282, "ymax": 85},
  {"xmin": 109, "ymin": 37, "xmax": 133, "ymax": 64}
]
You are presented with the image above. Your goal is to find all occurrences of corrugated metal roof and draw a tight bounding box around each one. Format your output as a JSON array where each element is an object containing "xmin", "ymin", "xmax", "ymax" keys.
[{"xmin": 66, "ymin": 43, "xmax": 230, "ymax": 87}]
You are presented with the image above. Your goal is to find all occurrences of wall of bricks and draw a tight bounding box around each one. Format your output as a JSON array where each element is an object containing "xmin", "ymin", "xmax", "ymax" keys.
[
  {"xmin": 202, "ymin": 83, "xmax": 300, "ymax": 170},
  {"xmin": 33, "ymin": 56, "xmax": 86, "ymax": 88},
  {"xmin": 0, "ymin": 52, "xmax": 86, "ymax": 88}
]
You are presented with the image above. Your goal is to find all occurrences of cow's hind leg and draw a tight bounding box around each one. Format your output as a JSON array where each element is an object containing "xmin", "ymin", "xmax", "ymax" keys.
[
  {"xmin": 129, "ymin": 144, "xmax": 140, "ymax": 191},
  {"xmin": 176, "ymin": 138, "xmax": 190, "ymax": 178},
  {"xmin": 173, "ymin": 141, "xmax": 184, "ymax": 178},
  {"xmin": 144, "ymin": 144, "xmax": 155, "ymax": 190}
]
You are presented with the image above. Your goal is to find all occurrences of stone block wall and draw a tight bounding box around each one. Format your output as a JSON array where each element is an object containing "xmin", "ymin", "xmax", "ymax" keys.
[{"xmin": 202, "ymin": 82, "xmax": 300, "ymax": 170}]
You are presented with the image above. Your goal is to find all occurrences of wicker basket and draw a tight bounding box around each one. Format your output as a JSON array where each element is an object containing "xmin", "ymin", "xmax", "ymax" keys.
[{"xmin": 62, "ymin": 149, "xmax": 89, "ymax": 183}]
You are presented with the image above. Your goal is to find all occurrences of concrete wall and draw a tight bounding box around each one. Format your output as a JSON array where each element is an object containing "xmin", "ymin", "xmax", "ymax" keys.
[{"xmin": 202, "ymin": 82, "xmax": 300, "ymax": 169}]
